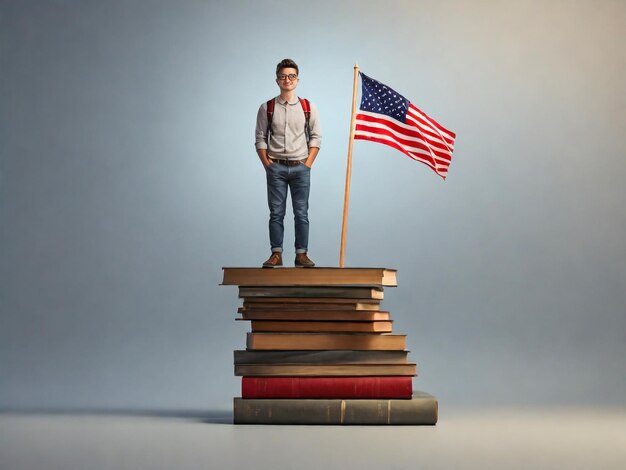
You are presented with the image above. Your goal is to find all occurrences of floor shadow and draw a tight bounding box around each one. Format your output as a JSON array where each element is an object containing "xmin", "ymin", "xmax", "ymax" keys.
[{"xmin": 0, "ymin": 408, "xmax": 233, "ymax": 424}]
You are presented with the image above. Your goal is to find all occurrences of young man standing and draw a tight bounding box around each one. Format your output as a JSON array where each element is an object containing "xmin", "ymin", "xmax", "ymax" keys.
[{"xmin": 255, "ymin": 59, "xmax": 322, "ymax": 268}]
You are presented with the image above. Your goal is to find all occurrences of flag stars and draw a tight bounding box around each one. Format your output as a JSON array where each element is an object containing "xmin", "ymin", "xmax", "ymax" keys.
[{"xmin": 359, "ymin": 73, "xmax": 409, "ymax": 122}]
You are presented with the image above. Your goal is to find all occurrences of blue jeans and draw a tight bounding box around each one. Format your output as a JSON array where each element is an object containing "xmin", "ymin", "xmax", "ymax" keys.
[{"xmin": 265, "ymin": 162, "xmax": 311, "ymax": 254}]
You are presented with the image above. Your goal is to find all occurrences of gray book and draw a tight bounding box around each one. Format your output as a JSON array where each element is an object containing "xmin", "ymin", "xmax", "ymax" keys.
[
  {"xmin": 233, "ymin": 392, "xmax": 438, "ymax": 425},
  {"xmin": 237, "ymin": 310, "xmax": 391, "ymax": 321},
  {"xmin": 233, "ymin": 350, "xmax": 409, "ymax": 364},
  {"xmin": 239, "ymin": 286, "xmax": 384, "ymax": 299}
]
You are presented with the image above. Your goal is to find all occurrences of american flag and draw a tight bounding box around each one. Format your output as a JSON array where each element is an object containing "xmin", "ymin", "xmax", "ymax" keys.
[{"xmin": 354, "ymin": 73, "xmax": 456, "ymax": 180}]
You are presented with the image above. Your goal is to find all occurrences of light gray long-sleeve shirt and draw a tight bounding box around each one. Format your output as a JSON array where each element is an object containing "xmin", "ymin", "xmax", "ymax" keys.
[{"xmin": 255, "ymin": 96, "xmax": 322, "ymax": 159}]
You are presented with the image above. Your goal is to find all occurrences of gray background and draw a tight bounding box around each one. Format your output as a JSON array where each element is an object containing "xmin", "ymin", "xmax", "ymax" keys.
[{"xmin": 1, "ymin": 0, "xmax": 625, "ymax": 412}]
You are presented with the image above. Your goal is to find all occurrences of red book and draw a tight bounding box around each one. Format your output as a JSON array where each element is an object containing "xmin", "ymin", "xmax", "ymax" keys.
[{"xmin": 241, "ymin": 376, "xmax": 412, "ymax": 399}]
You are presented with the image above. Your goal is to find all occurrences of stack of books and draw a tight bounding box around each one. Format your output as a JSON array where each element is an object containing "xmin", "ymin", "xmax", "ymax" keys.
[{"xmin": 222, "ymin": 267, "xmax": 438, "ymax": 425}]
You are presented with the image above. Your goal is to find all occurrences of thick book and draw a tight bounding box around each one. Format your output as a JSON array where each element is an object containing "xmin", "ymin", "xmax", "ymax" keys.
[
  {"xmin": 247, "ymin": 333, "xmax": 406, "ymax": 350},
  {"xmin": 239, "ymin": 286, "xmax": 384, "ymax": 300},
  {"xmin": 222, "ymin": 267, "xmax": 397, "ymax": 287},
  {"xmin": 234, "ymin": 363, "xmax": 416, "ymax": 376},
  {"xmin": 238, "ymin": 310, "xmax": 391, "ymax": 321},
  {"xmin": 242, "ymin": 300, "xmax": 380, "ymax": 311},
  {"xmin": 249, "ymin": 320, "xmax": 393, "ymax": 333},
  {"xmin": 233, "ymin": 392, "xmax": 438, "ymax": 425},
  {"xmin": 242, "ymin": 376, "xmax": 413, "ymax": 399},
  {"xmin": 233, "ymin": 350, "xmax": 409, "ymax": 364}
]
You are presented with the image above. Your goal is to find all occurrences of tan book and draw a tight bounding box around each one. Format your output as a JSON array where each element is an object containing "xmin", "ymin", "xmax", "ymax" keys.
[
  {"xmin": 234, "ymin": 363, "xmax": 416, "ymax": 376},
  {"xmin": 242, "ymin": 301, "xmax": 380, "ymax": 311},
  {"xmin": 238, "ymin": 286, "xmax": 384, "ymax": 300},
  {"xmin": 238, "ymin": 310, "xmax": 391, "ymax": 321},
  {"xmin": 246, "ymin": 333, "xmax": 406, "ymax": 350},
  {"xmin": 249, "ymin": 320, "xmax": 393, "ymax": 333},
  {"xmin": 222, "ymin": 267, "xmax": 397, "ymax": 287}
]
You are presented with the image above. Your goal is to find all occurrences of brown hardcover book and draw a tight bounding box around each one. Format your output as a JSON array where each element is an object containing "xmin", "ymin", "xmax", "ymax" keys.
[
  {"xmin": 233, "ymin": 350, "xmax": 409, "ymax": 364},
  {"xmin": 242, "ymin": 301, "xmax": 380, "ymax": 311},
  {"xmin": 246, "ymin": 333, "xmax": 406, "ymax": 350},
  {"xmin": 234, "ymin": 363, "xmax": 416, "ymax": 376},
  {"xmin": 238, "ymin": 286, "xmax": 384, "ymax": 300},
  {"xmin": 233, "ymin": 391, "xmax": 438, "ymax": 425},
  {"xmin": 249, "ymin": 320, "xmax": 393, "ymax": 333},
  {"xmin": 222, "ymin": 267, "xmax": 397, "ymax": 287},
  {"xmin": 238, "ymin": 310, "xmax": 391, "ymax": 321}
]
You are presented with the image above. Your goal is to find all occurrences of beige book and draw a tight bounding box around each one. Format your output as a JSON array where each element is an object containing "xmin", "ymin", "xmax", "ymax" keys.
[{"xmin": 222, "ymin": 267, "xmax": 397, "ymax": 287}]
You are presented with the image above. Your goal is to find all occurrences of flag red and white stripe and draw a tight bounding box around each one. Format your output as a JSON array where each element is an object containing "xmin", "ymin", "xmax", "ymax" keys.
[{"xmin": 354, "ymin": 73, "xmax": 456, "ymax": 179}]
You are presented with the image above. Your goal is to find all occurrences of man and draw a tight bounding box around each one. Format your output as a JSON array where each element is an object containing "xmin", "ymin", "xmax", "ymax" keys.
[{"xmin": 255, "ymin": 59, "xmax": 322, "ymax": 268}]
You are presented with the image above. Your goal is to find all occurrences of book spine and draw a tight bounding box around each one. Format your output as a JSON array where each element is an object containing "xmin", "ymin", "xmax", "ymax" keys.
[
  {"xmin": 243, "ymin": 297, "xmax": 381, "ymax": 304},
  {"xmin": 246, "ymin": 333, "xmax": 406, "ymax": 350},
  {"xmin": 233, "ymin": 395, "xmax": 438, "ymax": 425},
  {"xmin": 222, "ymin": 268, "xmax": 397, "ymax": 286},
  {"xmin": 234, "ymin": 350, "xmax": 409, "ymax": 364},
  {"xmin": 238, "ymin": 287, "xmax": 384, "ymax": 299},
  {"xmin": 234, "ymin": 363, "xmax": 416, "ymax": 376},
  {"xmin": 242, "ymin": 377, "xmax": 412, "ymax": 399},
  {"xmin": 249, "ymin": 320, "xmax": 393, "ymax": 333},
  {"xmin": 243, "ymin": 302, "xmax": 380, "ymax": 311},
  {"xmin": 239, "ymin": 311, "xmax": 391, "ymax": 321}
]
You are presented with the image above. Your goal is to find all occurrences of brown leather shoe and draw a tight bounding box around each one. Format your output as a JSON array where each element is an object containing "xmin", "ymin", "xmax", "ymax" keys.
[
  {"xmin": 295, "ymin": 252, "xmax": 315, "ymax": 268},
  {"xmin": 262, "ymin": 252, "xmax": 283, "ymax": 268}
]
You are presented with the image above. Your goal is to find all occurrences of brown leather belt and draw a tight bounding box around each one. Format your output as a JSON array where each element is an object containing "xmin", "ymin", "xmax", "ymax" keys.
[{"xmin": 269, "ymin": 157, "xmax": 307, "ymax": 166}]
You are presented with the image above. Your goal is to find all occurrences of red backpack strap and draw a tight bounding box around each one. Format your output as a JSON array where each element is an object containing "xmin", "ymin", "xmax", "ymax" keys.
[
  {"xmin": 299, "ymin": 98, "xmax": 311, "ymax": 145},
  {"xmin": 299, "ymin": 98, "xmax": 311, "ymax": 121},
  {"xmin": 265, "ymin": 98, "xmax": 275, "ymax": 142},
  {"xmin": 266, "ymin": 98, "xmax": 275, "ymax": 121}
]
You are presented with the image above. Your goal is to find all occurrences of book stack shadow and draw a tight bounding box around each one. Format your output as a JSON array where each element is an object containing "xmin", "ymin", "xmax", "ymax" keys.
[{"xmin": 221, "ymin": 267, "xmax": 438, "ymax": 425}]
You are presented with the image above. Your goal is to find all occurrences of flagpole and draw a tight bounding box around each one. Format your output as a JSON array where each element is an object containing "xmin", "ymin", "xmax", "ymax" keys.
[{"xmin": 339, "ymin": 63, "xmax": 360, "ymax": 268}]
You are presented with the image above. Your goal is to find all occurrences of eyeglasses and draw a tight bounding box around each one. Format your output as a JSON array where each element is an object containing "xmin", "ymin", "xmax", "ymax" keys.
[{"xmin": 277, "ymin": 73, "xmax": 298, "ymax": 81}]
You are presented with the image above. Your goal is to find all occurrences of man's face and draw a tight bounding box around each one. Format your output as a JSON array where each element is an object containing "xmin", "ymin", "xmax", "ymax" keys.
[{"xmin": 276, "ymin": 67, "xmax": 299, "ymax": 92}]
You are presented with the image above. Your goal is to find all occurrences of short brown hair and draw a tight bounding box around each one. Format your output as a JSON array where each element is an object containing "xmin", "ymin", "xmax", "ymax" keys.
[{"xmin": 276, "ymin": 58, "xmax": 299, "ymax": 76}]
